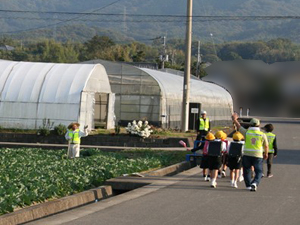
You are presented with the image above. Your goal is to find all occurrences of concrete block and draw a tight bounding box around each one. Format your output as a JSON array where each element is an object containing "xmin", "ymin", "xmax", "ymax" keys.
[{"xmin": 0, "ymin": 186, "xmax": 112, "ymax": 225}]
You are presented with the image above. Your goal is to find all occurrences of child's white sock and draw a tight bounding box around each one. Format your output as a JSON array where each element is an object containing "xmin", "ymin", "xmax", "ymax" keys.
[{"xmin": 230, "ymin": 180, "xmax": 234, "ymax": 186}]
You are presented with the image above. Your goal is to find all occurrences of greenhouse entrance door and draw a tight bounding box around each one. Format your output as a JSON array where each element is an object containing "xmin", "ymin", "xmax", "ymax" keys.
[
  {"xmin": 94, "ymin": 93, "xmax": 109, "ymax": 128},
  {"xmin": 189, "ymin": 102, "xmax": 201, "ymax": 130}
]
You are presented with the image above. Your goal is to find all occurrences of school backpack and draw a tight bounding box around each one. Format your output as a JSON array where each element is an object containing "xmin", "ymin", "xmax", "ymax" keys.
[
  {"xmin": 207, "ymin": 141, "xmax": 222, "ymax": 156},
  {"xmin": 228, "ymin": 142, "xmax": 243, "ymax": 157}
]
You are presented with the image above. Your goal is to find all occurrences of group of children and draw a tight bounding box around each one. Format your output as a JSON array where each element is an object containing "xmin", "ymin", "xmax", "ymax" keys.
[{"xmin": 189, "ymin": 123, "xmax": 277, "ymax": 189}]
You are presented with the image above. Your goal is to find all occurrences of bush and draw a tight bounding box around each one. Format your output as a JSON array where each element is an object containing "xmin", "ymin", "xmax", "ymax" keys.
[
  {"xmin": 115, "ymin": 124, "xmax": 121, "ymax": 135},
  {"xmin": 54, "ymin": 124, "xmax": 67, "ymax": 136},
  {"xmin": 37, "ymin": 128, "xmax": 50, "ymax": 136},
  {"xmin": 37, "ymin": 118, "xmax": 54, "ymax": 136}
]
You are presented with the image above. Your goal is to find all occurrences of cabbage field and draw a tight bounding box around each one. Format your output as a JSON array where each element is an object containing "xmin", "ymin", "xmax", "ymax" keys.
[{"xmin": 0, "ymin": 148, "xmax": 185, "ymax": 215}]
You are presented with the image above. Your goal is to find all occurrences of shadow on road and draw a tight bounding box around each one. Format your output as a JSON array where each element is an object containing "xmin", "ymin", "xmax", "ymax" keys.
[{"xmin": 272, "ymin": 149, "xmax": 300, "ymax": 165}]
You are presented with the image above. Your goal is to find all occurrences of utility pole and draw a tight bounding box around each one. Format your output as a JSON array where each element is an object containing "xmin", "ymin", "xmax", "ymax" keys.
[
  {"xmin": 160, "ymin": 36, "xmax": 167, "ymax": 69},
  {"xmin": 210, "ymin": 33, "xmax": 217, "ymax": 56},
  {"xmin": 181, "ymin": 0, "xmax": 193, "ymax": 132},
  {"xmin": 196, "ymin": 40, "xmax": 201, "ymax": 78},
  {"xmin": 171, "ymin": 49, "xmax": 176, "ymax": 66}
]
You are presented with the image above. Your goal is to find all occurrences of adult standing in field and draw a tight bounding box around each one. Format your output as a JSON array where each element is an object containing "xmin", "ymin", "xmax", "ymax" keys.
[
  {"xmin": 65, "ymin": 122, "xmax": 89, "ymax": 159},
  {"xmin": 196, "ymin": 110, "xmax": 211, "ymax": 141},
  {"xmin": 232, "ymin": 113, "xmax": 268, "ymax": 191}
]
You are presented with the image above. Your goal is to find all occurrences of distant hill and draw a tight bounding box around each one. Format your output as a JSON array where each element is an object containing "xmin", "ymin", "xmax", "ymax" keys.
[{"xmin": 1, "ymin": 0, "xmax": 300, "ymax": 43}]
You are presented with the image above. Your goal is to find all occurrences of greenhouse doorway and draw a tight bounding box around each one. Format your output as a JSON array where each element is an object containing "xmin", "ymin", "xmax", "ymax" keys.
[
  {"xmin": 94, "ymin": 93, "xmax": 109, "ymax": 128},
  {"xmin": 188, "ymin": 103, "xmax": 201, "ymax": 131}
]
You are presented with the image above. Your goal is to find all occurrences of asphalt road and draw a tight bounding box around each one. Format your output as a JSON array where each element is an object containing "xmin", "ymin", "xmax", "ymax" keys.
[{"xmin": 29, "ymin": 118, "xmax": 300, "ymax": 225}]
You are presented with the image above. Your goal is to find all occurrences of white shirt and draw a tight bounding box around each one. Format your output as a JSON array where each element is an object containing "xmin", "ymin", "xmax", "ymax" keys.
[{"xmin": 214, "ymin": 139, "xmax": 227, "ymax": 153}]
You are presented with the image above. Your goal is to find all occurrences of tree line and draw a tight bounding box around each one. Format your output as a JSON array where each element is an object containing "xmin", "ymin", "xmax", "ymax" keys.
[{"xmin": 0, "ymin": 36, "xmax": 299, "ymax": 78}]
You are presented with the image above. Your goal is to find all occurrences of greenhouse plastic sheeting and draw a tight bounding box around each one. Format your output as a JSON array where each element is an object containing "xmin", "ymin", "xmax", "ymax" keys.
[
  {"xmin": 0, "ymin": 61, "xmax": 113, "ymax": 129},
  {"xmin": 82, "ymin": 59, "xmax": 233, "ymax": 128},
  {"xmin": 87, "ymin": 60, "xmax": 162, "ymax": 125},
  {"xmin": 141, "ymin": 68, "xmax": 233, "ymax": 128}
]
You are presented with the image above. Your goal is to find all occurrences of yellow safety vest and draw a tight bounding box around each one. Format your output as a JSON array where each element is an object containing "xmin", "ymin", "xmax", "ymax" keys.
[
  {"xmin": 244, "ymin": 129, "xmax": 264, "ymax": 158},
  {"xmin": 68, "ymin": 129, "xmax": 80, "ymax": 144},
  {"xmin": 266, "ymin": 132, "xmax": 276, "ymax": 153},
  {"xmin": 199, "ymin": 118, "xmax": 210, "ymax": 131}
]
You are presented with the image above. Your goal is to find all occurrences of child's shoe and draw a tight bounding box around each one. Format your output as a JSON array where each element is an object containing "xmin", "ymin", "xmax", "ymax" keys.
[
  {"xmin": 239, "ymin": 175, "xmax": 244, "ymax": 182},
  {"xmin": 204, "ymin": 175, "xmax": 210, "ymax": 181},
  {"xmin": 221, "ymin": 170, "xmax": 226, "ymax": 178},
  {"xmin": 233, "ymin": 181, "xmax": 238, "ymax": 188},
  {"xmin": 250, "ymin": 183, "xmax": 257, "ymax": 192},
  {"xmin": 211, "ymin": 181, "xmax": 217, "ymax": 188},
  {"xmin": 230, "ymin": 180, "xmax": 234, "ymax": 187}
]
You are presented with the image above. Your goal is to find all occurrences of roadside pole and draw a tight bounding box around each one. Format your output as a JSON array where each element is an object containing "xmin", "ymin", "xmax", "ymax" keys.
[{"xmin": 181, "ymin": 0, "xmax": 193, "ymax": 132}]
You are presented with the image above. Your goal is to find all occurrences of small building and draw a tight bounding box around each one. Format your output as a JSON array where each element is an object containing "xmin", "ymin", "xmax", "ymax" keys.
[
  {"xmin": 0, "ymin": 45, "xmax": 15, "ymax": 51},
  {"xmin": 0, "ymin": 61, "xmax": 114, "ymax": 129}
]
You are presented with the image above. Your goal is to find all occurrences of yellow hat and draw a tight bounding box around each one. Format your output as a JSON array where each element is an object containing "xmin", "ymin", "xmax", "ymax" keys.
[
  {"xmin": 215, "ymin": 130, "xmax": 227, "ymax": 140},
  {"xmin": 233, "ymin": 131, "xmax": 244, "ymax": 141},
  {"xmin": 205, "ymin": 132, "xmax": 215, "ymax": 141}
]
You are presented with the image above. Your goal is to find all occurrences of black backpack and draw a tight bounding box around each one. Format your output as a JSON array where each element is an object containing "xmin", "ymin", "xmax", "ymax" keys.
[
  {"xmin": 207, "ymin": 141, "xmax": 222, "ymax": 156},
  {"xmin": 228, "ymin": 142, "xmax": 243, "ymax": 157}
]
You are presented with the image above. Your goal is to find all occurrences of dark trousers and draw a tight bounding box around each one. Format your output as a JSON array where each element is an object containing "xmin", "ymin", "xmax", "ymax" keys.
[
  {"xmin": 263, "ymin": 153, "xmax": 274, "ymax": 175},
  {"xmin": 242, "ymin": 155, "xmax": 263, "ymax": 187},
  {"xmin": 196, "ymin": 130, "xmax": 208, "ymax": 149}
]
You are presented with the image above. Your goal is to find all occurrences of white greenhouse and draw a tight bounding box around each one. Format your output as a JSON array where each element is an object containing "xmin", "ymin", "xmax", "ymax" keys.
[
  {"xmin": 84, "ymin": 60, "xmax": 234, "ymax": 129},
  {"xmin": 0, "ymin": 61, "xmax": 115, "ymax": 129}
]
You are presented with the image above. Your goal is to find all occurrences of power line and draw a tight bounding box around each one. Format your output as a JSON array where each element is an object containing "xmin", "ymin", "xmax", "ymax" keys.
[
  {"xmin": 2, "ymin": 15, "xmax": 300, "ymax": 23},
  {"xmin": 1, "ymin": 14, "xmax": 300, "ymax": 21},
  {"xmin": 1, "ymin": 8, "xmax": 300, "ymax": 20},
  {"xmin": 2, "ymin": 14, "xmax": 300, "ymax": 34}
]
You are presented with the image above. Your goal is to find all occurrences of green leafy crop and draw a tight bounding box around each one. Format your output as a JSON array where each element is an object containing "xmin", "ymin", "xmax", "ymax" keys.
[{"xmin": 0, "ymin": 148, "xmax": 185, "ymax": 215}]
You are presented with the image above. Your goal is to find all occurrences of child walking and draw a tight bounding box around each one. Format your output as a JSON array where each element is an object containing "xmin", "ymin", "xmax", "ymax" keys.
[
  {"xmin": 263, "ymin": 124, "xmax": 278, "ymax": 178},
  {"xmin": 208, "ymin": 132, "xmax": 226, "ymax": 188},
  {"xmin": 199, "ymin": 133, "xmax": 215, "ymax": 181},
  {"xmin": 215, "ymin": 130, "xmax": 228, "ymax": 178},
  {"xmin": 189, "ymin": 133, "xmax": 216, "ymax": 181},
  {"xmin": 227, "ymin": 131, "xmax": 245, "ymax": 188}
]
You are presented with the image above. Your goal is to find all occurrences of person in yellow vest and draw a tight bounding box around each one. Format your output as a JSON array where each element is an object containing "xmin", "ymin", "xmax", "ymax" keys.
[
  {"xmin": 65, "ymin": 122, "xmax": 89, "ymax": 159},
  {"xmin": 196, "ymin": 110, "xmax": 211, "ymax": 149},
  {"xmin": 263, "ymin": 124, "xmax": 278, "ymax": 178},
  {"xmin": 232, "ymin": 113, "xmax": 268, "ymax": 191}
]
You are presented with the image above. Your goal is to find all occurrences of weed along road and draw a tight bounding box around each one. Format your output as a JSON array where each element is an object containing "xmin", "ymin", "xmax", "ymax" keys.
[{"xmin": 29, "ymin": 118, "xmax": 300, "ymax": 225}]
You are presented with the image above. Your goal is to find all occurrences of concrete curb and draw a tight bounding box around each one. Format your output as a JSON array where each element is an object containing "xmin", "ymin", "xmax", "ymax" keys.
[
  {"xmin": 0, "ymin": 142, "xmax": 187, "ymax": 151},
  {"xmin": 147, "ymin": 161, "xmax": 191, "ymax": 176},
  {"xmin": 0, "ymin": 186, "xmax": 112, "ymax": 225}
]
